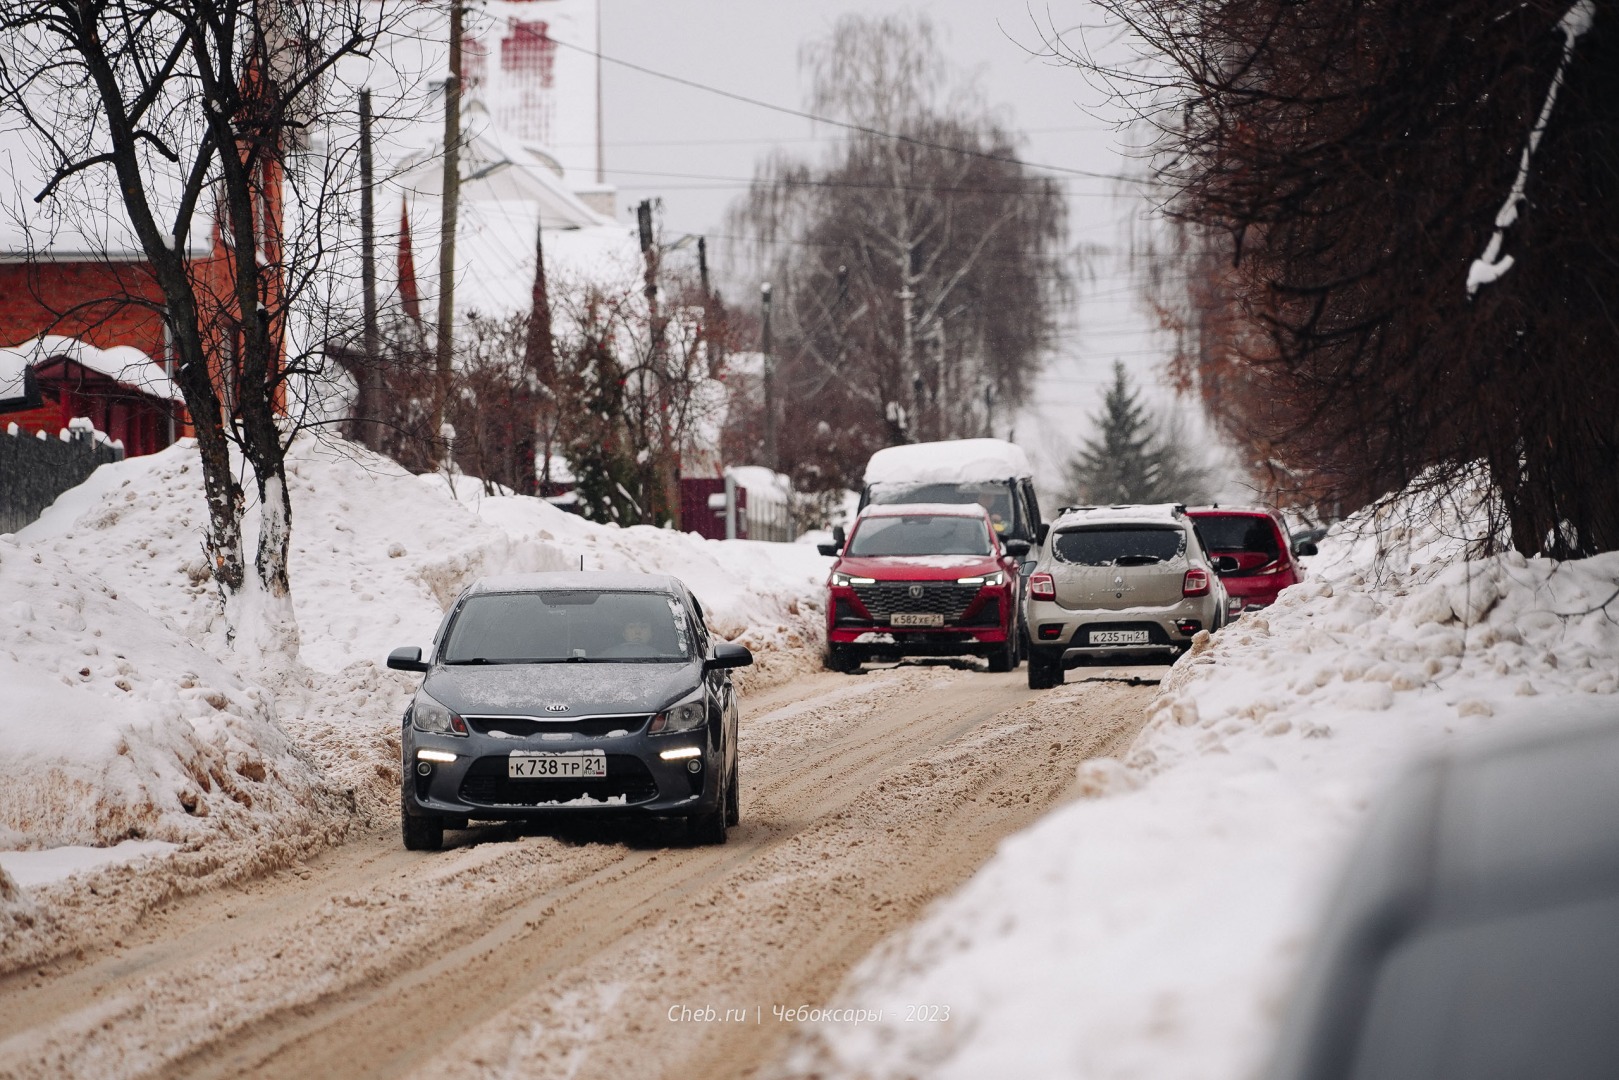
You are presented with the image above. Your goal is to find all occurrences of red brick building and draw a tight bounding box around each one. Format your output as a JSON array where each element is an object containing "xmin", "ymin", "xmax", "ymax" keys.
[
  {"xmin": 0, "ymin": 255, "xmax": 185, "ymax": 455},
  {"xmin": 1, "ymin": 152, "xmax": 284, "ymax": 457}
]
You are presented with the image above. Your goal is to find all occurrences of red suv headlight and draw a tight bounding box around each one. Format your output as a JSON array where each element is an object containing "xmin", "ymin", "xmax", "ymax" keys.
[
  {"xmin": 1029, "ymin": 572, "xmax": 1056, "ymax": 600},
  {"xmin": 1183, "ymin": 568, "xmax": 1211, "ymax": 597}
]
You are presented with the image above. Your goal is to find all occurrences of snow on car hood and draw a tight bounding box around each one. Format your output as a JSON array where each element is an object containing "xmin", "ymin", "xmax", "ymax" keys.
[
  {"xmin": 835, "ymin": 554, "xmax": 1002, "ymax": 580},
  {"xmin": 422, "ymin": 660, "xmax": 703, "ymax": 717}
]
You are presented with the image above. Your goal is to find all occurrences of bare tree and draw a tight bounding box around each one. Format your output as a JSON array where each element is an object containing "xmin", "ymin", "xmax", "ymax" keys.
[
  {"xmin": 727, "ymin": 12, "xmax": 1069, "ymax": 494},
  {"xmin": 0, "ymin": 0, "xmax": 402, "ymax": 654},
  {"xmin": 1071, "ymin": 0, "xmax": 1619, "ymax": 555}
]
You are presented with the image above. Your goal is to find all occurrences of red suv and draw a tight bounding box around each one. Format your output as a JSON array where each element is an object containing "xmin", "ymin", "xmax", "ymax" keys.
[
  {"xmin": 821, "ymin": 503, "xmax": 1027, "ymax": 673},
  {"xmin": 1186, "ymin": 506, "xmax": 1316, "ymax": 615}
]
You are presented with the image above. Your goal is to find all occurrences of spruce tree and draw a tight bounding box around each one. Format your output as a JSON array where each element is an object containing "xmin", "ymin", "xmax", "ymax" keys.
[
  {"xmin": 561, "ymin": 316, "xmax": 644, "ymax": 526},
  {"xmin": 1064, "ymin": 362, "xmax": 1211, "ymax": 506}
]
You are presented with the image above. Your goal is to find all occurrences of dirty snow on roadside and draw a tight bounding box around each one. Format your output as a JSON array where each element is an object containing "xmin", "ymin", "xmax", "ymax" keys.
[
  {"xmin": 785, "ymin": 491, "xmax": 1619, "ymax": 1080},
  {"xmin": 0, "ymin": 435, "xmax": 828, "ymax": 964}
]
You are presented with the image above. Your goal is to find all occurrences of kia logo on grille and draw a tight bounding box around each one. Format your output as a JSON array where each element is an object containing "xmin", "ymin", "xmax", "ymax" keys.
[
  {"xmin": 908, "ymin": 584, "xmax": 925, "ymax": 599},
  {"xmin": 545, "ymin": 703, "xmax": 569, "ymax": 712}
]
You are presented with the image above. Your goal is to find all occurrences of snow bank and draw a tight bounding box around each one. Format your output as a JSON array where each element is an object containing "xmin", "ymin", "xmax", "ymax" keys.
[
  {"xmin": 2, "ymin": 435, "xmax": 829, "ymax": 956},
  {"xmin": 0, "ymin": 532, "xmax": 352, "ymax": 968},
  {"xmin": 793, "ymin": 502, "xmax": 1619, "ymax": 1079},
  {"xmin": 862, "ymin": 438, "xmax": 1032, "ymax": 486}
]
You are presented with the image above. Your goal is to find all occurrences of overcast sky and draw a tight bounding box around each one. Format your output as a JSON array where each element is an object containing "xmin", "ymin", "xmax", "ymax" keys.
[{"xmin": 583, "ymin": 2, "xmax": 1216, "ymax": 495}]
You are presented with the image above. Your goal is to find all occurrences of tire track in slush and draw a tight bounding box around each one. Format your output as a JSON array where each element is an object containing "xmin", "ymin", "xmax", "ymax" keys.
[{"xmin": 0, "ymin": 665, "xmax": 1158, "ymax": 1080}]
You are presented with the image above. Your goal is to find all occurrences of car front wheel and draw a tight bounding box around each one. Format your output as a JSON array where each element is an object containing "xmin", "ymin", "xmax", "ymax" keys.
[
  {"xmin": 825, "ymin": 645, "xmax": 862, "ymax": 674},
  {"xmin": 724, "ymin": 758, "xmax": 740, "ymax": 827},
  {"xmin": 986, "ymin": 635, "xmax": 1017, "ymax": 672},
  {"xmin": 688, "ymin": 764, "xmax": 731, "ymax": 845},
  {"xmin": 401, "ymin": 796, "xmax": 444, "ymax": 851}
]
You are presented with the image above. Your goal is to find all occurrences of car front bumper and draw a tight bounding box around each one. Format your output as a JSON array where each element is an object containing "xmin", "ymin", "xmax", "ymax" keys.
[{"xmin": 402, "ymin": 728, "xmax": 722, "ymax": 820}]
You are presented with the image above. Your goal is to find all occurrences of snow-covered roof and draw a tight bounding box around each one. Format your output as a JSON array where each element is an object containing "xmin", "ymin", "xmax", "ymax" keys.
[
  {"xmin": 1053, "ymin": 503, "xmax": 1187, "ymax": 528},
  {"xmin": 0, "ymin": 121, "xmax": 213, "ymax": 261},
  {"xmin": 862, "ymin": 439, "xmax": 1033, "ymax": 486},
  {"xmin": 0, "ymin": 336, "xmax": 182, "ymax": 402},
  {"xmin": 726, "ymin": 466, "xmax": 791, "ymax": 504},
  {"xmin": 390, "ymin": 100, "xmax": 613, "ymax": 234}
]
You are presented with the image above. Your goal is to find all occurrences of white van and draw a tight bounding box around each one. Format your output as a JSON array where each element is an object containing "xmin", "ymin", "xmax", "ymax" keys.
[{"xmin": 857, "ymin": 438, "xmax": 1043, "ymax": 546}]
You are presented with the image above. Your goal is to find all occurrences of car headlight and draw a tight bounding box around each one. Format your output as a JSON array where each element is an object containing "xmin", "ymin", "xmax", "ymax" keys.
[
  {"xmin": 410, "ymin": 690, "xmax": 468, "ymax": 736},
  {"xmin": 957, "ymin": 571, "xmax": 1007, "ymax": 586},
  {"xmin": 649, "ymin": 690, "xmax": 708, "ymax": 735},
  {"xmin": 831, "ymin": 572, "xmax": 877, "ymax": 587}
]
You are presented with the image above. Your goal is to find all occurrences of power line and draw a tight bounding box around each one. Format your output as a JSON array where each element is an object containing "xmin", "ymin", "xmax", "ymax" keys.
[
  {"xmin": 550, "ymin": 35, "xmax": 1152, "ymax": 187},
  {"xmin": 548, "ymin": 125, "xmax": 1103, "ymax": 151},
  {"xmin": 603, "ymin": 167, "xmax": 1137, "ymax": 199}
]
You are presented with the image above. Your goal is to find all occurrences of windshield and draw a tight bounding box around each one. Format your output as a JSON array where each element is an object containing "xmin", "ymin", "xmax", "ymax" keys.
[
  {"xmin": 1053, "ymin": 527, "xmax": 1186, "ymax": 567},
  {"xmin": 441, "ymin": 590, "xmax": 692, "ymax": 664},
  {"xmin": 866, "ymin": 481, "xmax": 1016, "ymax": 534},
  {"xmin": 1194, "ymin": 514, "xmax": 1280, "ymax": 559},
  {"xmin": 846, "ymin": 514, "xmax": 992, "ymax": 557}
]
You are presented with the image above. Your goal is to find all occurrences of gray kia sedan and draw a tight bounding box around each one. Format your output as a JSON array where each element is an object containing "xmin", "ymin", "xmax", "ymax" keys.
[{"xmin": 386, "ymin": 572, "xmax": 752, "ymax": 850}]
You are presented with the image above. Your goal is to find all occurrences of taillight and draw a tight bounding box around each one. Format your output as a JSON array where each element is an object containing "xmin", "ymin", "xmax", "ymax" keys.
[
  {"xmin": 1183, "ymin": 568, "xmax": 1211, "ymax": 597},
  {"xmin": 1029, "ymin": 572, "xmax": 1056, "ymax": 600}
]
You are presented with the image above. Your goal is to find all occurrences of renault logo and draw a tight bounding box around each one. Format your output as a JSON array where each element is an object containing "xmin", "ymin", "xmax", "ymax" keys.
[
  {"xmin": 907, "ymin": 584, "xmax": 925, "ymax": 599},
  {"xmin": 545, "ymin": 703, "xmax": 569, "ymax": 713}
]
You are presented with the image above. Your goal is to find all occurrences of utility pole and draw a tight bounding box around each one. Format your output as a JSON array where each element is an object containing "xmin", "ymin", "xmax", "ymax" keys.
[
  {"xmin": 594, "ymin": 0, "xmax": 605, "ymax": 185},
  {"xmin": 899, "ymin": 244, "xmax": 917, "ymax": 442},
  {"xmin": 359, "ymin": 89, "xmax": 380, "ymax": 452},
  {"xmin": 431, "ymin": 0, "xmax": 464, "ymax": 464},
  {"xmin": 760, "ymin": 281, "xmax": 775, "ymax": 471}
]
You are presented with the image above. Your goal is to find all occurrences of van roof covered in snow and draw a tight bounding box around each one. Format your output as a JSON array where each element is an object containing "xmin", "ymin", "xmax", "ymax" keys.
[{"xmin": 862, "ymin": 439, "xmax": 1033, "ymax": 486}]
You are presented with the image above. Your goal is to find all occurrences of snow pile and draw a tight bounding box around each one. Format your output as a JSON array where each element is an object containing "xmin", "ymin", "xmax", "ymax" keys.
[
  {"xmin": 792, "ymin": 510, "xmax": 1619, "ymax": 1078},
  {"xmin": 0, "ymin": 533, "xmax": 352, "ymax": 967},
  {"xmin": 0, "ymin": 540, "xmax": 344, "ymax": 850},
  {"xmin": 1, "ymin": 435, "xmax": 828, "ymax": 948}
]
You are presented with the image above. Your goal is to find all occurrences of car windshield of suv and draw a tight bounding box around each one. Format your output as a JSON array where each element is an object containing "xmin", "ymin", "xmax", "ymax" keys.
[
  {"xmin": 441, "ymin": 590, "xmax": 692, "ymax": 663},
  {"xmin": 866, "ymin": 482, "xmax": 1015, "ymax": 534},
  {"xmin": 846, "ymin": 514, "xmax": 993, "ymax": 557},
  {"xmin": 1194, "ymin": 514, "xmax": 1280, "ymax": 558},
  {"xmin": 1053, "ymin": 526, "xmax": 1186, "ymax": 566}
]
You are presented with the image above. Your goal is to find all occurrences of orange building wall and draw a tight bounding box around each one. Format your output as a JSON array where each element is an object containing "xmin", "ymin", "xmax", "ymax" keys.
[{"xmin": 0, "ymin": 260, "xmax": 168, "ymax": 356}]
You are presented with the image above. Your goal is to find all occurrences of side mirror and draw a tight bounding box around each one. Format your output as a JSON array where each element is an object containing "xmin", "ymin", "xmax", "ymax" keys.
[
  {"xmin": 1214, "ymin": 555, "xmax": 1240, "ymax": 574},
  {"xmin": 1036, "ymin": 522, "xmax": 1050, "ymax": 546},
  {"xmin": 387, "ymin": 646, "xmax": 428, "ymax": 673},
  {"xmin": 1004, "ymin": 538, "xmax": 1031, "ymax": 557},
  {"xmin": 1294, "ymin": 541, "xmax": 1319, "ymax": 558},
  {"xmin": 817, "ymin": 543, "xmax": 842, "ymax": 557},
  {"xmin": 705, "ymin": 642, "xmax": 754, "ymax": 671}
]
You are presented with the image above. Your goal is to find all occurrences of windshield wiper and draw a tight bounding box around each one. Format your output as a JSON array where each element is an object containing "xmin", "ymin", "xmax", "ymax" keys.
[{"xmin": 1113, "ymin": 555, "xmax": 1163, "ymax": 566}]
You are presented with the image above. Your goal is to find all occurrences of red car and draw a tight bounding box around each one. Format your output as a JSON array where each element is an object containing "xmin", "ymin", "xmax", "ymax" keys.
[
  {"xmin": 821, "ymin": 503, "xmax": 1027, "ymax": 673},
  {"xmin": 1187, "ymin": 506, "xmax": 1316, "ymax": 614}
]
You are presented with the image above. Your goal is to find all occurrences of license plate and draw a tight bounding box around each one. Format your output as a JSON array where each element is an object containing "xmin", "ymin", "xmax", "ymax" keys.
[
  {"xmin": 891, "ymin": 612, "xmax": 944, "ymax": 627},
  {"xmin": 1089, "ymin": 629, "xmax": 1149, "ymax": 645},
  {"xmin": 508, "ymin": 752, "xmax": 607, "ymax": 779}
]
